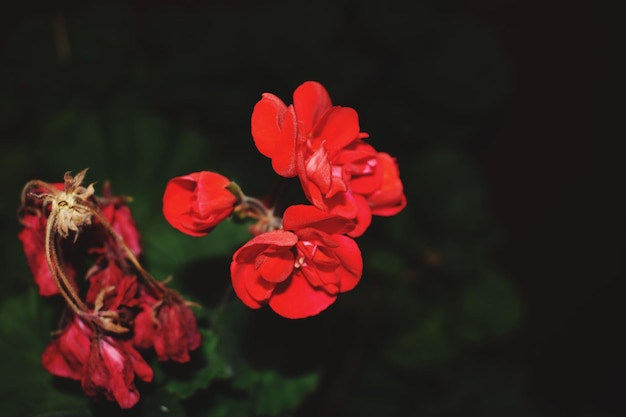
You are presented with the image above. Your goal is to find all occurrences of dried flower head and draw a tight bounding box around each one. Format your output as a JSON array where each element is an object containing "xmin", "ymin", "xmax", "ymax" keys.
[{"xmin": 35, "ymin": 169, "xmax": 96, "ymax": 241}]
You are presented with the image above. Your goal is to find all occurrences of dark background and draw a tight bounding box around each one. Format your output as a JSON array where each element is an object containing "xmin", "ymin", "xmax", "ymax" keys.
[{"xmin": 1, "ymin": 0, "xmax": 623, "ymax": 416}]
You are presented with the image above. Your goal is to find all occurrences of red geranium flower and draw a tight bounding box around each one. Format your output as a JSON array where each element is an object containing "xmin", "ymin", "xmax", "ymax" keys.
[
  {"xmin": 42, "ymin": 316, "xmax": 153, "ymax": 409},
  {"xmin": 162, "ymin": 171, "xmax": 237, "ymax": 237},
  {"xmin": 230, "ymin": 205, "xmax": 362, "ymax": 319},
  {"xmin": 251, "ymin": 81, "xmax": 365, "ymax": 216},
  {"xmin": 251, "ymin": 81, "xmax": 406, "ymax": 236},
  {"xmin": 133, "ymin": 286, "xmax": 201, "ymax": 362}
]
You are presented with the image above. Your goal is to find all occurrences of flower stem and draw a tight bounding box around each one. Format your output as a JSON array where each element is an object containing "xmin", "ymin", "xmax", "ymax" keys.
[
  {"xmin": 236, "ymin": 195, "xmax": 283, "ymax": 233},
  {"xmin": 90, "ymin": 207, "xmax": 165, "ymax": 294},
  {"xmin": 45, "ymin": 207, "xmax": 89, "ymax": 316}
]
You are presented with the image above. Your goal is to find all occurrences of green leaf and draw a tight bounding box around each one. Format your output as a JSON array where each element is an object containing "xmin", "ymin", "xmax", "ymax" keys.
[
  {"xmin": 253, "ymin": 371, "xmax": 319, "ymax": 417},
  {"xmin": 0, "ymin": 291, "xmax": 90, "ymax": 416},
  {"xmin": 383, "ymin": 308, "xmax": 455, "ymax": 370},
  {"xmin": 232, "ymin": 367, "xmax": 319, "ymax": 417},
  {"xmin": 199, "ymin": 396, "xmax": 250, "ymax": 417},
  {"xmin": 142, "ymin": 217, "xmax": 251, "ymax": 283},
  {"xmin": 136, "ymin": 387, "xmax": 188, "ymax": 417},
  {"xmin": 366, "ymin": 250, "xmax": 406, "ymax": 280},
  {"xmin": 455, "ymin": 272, "xmax": 522, "ymax": 345},
  {"xmin": 164, "ymin": 329, "xmax": 233, "ymax": 399}
]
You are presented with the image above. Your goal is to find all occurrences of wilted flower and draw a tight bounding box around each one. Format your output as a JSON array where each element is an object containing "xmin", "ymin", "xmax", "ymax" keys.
[{"xmin": 42, "ymin": 316, "xmax": 153, "ymax": 409}]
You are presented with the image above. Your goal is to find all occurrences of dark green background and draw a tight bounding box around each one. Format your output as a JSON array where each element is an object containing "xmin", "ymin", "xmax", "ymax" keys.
[{"xmin": 1, "ymin": 1, "xmax": 622, "ymax": 416}]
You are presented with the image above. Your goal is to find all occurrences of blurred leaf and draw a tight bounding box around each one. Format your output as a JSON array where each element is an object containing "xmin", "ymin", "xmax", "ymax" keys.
[
  {"xmin": 200, "ymin": 396, "xmax": 250, "ymax": 417},
  {"xmin": 455, "ymin": 272, "xmax": 522, "ymax": 345},
  {"xmin": 141, "ymin": 217, "xmax": 251, "ymax": 283},
  {"xmin": 164, "ymin": 329, "xmax": 233, "ymax": 399},
  {"xmin": 138, "ymin": 391, "xmax": 187, "ymax": 417},
  {"xmin": 366, "ymin": 249, "xmax": 406, "ymax": 280},
  {"xmin": 233, "ymin": 367, "xmax": 319, "ymax": 417},
  {"xmin": 165, "ymin": 128, "xmax": 213, "ymax": 178},
  {"xmin": 383, "ymin": 308, "xmax": 455, "ymax": 371},
  {"xmin": 0, "ymin": 291, "xmax": 90, "ymax": 417},
  {"xmin": 409, "ymin": 147, "xmax": 491, "ymax": 236}
]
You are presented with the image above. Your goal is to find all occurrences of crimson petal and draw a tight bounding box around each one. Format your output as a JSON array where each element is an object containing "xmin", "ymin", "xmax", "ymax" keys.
[
  {"xmin": 251, "ymin": 93, "xmax": 298, "ymax": 177},
  {"xmin": 293, "ymin": 81, "xmax": 333, "ymax": 133},
  {"xmin": 269, "ymin": 272, "xmax": 337, "ymax": 319}
]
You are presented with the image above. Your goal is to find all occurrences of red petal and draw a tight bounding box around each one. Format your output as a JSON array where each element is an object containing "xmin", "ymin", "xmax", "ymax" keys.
[
  {"xmin": 283, "ymin": 205, "xmax": 355, "ymax": 235},
  {"xmin": 18, "ymin": 215, "xmax": 60, "ymax": 296},
  {"xmin": 345, "ymin": 194, "xmax": 372, "ymax": 238},
  {"xmin": 162, "ymin": 171, "xmax": 236, "ymax": 236},
  {"xmin": 324, "ymin": 191, "xmax": 359, "ymax": 220},
  {"xmin": 298, "ymin": 173, "xmax": 327, "ymax": 211},
  {"xmin": 337, "ymin": 142, "xmax": 382, "ymax": 195},
  {"xmin": 194, "ymin": 171, "xmax": 236, "ymax": 217},
  {"xmin": 230, "ymin": 262, "xmax": 264, "ymax": 309},
  {"xmin": 251, "ymin": 94, "xmax": 298, "ymax": 177},
  {"xmin": 132, "ymin": 303, "xmax": 156, "ymax": 349},
  {"xmin": 257, "ymin": 250, "xmax": 295, "ymax": 283},
  {"xmin": 314, "ymin": 107, "xmax": 361, "ymax": 156},
  {"xmin": 300, "ymin": 263, "xmax": 340, "ymax": 294},
  {"xmin": 152, "ymin": 302, "xmax": 197, "ymax": 362},
  {"xmin": 99, "ymin": 339, "xmax": 141, "ymax": 409},
  {"xmin": 245, "ymin": 272, "xmax": 275, "ymax": 303},
  {"xmin": 162, "ymin": 175, "xmax": 204, "ymax": 237},
  {"xmin": 42, "ymin": 317, "xmax": 91, "ymax": 379},
  {"xmin": 125, "ymin": 341, "xmax": 154, "ymax": 382},
  {"xmin": 268, "ymin": 272, "xmax": 337, "ymax": 319},
  {"xmin": 108, "ymin": 204, "xmax": 142, "ymax": 258},
  {"xmin": 304, "ymin": 146, "xmax": 333, "ymax": 194},
  {"xmin": 368, "ymin": 153, "xmax": 407, "ymax": 216},
  {"xmin": 42, "ymin": 343, "xmax": 81, "ymax": 380},
  {"xmin": 233, "ymin": 230, "xmax": 298, "ymax": 263},
  {"xmin": 330, "ymin": 235, "xmax": 363, "ymax": 292},
  {"xmin": 293, "ymin": 81, "xmax": 332, "ymax": 133}
]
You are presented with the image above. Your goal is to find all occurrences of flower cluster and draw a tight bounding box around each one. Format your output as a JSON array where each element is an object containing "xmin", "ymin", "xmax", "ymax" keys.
[
  {"xmin": 18, "ymin": 170, "xmax": 201, "ymax": 409},
  {"xmin": 163, "ymin": 81, "xmax": 406, "ymax": 319}
]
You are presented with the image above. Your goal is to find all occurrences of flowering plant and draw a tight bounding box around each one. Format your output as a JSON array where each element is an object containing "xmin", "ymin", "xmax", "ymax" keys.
[
  {"xmin": 18, "ymin": 170, "xmax": 201, "ymax": 408},
  {"xmin": 17, "ymin": 81, "xmax": 405, "ymax": 409},
  {"xmin": 164, "ymin": 81, "xmax": 406, "ymax": 318}
]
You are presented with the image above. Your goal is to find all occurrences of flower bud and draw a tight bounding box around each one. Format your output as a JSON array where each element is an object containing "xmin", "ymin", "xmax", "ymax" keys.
[{"xmin": 162, "ymin": 171, "xmax": 238, "ymax": 237}]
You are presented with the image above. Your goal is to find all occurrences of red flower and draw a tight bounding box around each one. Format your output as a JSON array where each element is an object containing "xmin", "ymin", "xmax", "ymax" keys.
[
  {"xmin": 99, "ymin": 200, "xmax": 142, "ymax": 258},
  {"xmin": 162, "ymin": 171, "xmax": 237, "ymax": 237},
  {"xmin": 133, "ymin": 287, "xmax": 201, "ymax": 362},
  {"xmin": 251, "ymin": 81, "xmax": 365, "ymax": 217},
  {"xmin": 230, "ymin": 205, "xmax": 362, "ymax": 319},
  {"xmin": 85, "ymin": 259, "xmax": 138, "ymax": 307},
  {"xmin": 251, "ymin": 81, "xmax": 406, "ymax": 236},
  {"xmin": 83, "ymin": 336, "xmax": 153, "ymax": 409},
  {"xmin": 42, "ymin": 316, "xmax": 153, "ymax": 409},
  {"xmin": 18, "ymin": 210, "xmax": 78, "ymax": 296}
]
